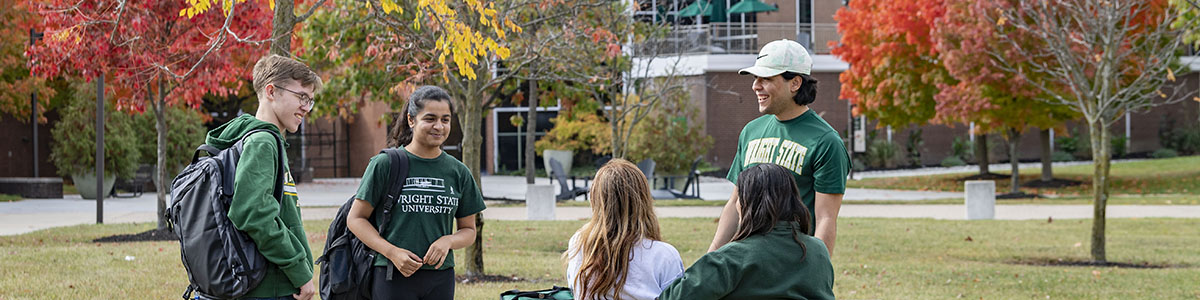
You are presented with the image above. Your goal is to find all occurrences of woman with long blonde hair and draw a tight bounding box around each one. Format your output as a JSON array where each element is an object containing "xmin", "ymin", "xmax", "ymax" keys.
[{"xmin": 565, "ymin": 159, "xmax": 684, "ymax": 300}]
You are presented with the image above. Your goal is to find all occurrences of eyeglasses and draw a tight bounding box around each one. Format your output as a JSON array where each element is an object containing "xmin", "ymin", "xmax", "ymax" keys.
[{"xmin": 274, "ymin": 85, "xmax": 314, "ymax": 108}]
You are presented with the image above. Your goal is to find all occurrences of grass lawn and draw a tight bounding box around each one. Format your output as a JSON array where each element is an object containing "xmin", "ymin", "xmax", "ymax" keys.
[
  {"xmin": 848, "ymin": 194, "xmax": 1200, "ymax": 205},
  {"xmin": 491, "ymin": 199, "xmax": 726, "ymax": 207},
  {"xmin": 2, "ymin": 218, "xmax": 1198, "ymax": 299},
  {"xmin": 493, "ymin": 195, "xmax": 1200, "ymax": 207},
  {"xmin": 848, "ymin": 156, "xmax": 1200, "ymax": 196},
  {"xmin": 0, "ymin": 194, "xmax": 21, "ymax": 202}
]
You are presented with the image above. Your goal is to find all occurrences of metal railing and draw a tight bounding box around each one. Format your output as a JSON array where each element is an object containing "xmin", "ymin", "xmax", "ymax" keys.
[{"xmin": 633, "ymin": 22, "xmax": 840, "ymax": 56}]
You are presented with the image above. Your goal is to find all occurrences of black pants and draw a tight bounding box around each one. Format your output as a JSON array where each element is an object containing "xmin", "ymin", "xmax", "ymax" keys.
[{"xmin": 372, "ymin": 266, "xmax": 455, "ymax": 300}]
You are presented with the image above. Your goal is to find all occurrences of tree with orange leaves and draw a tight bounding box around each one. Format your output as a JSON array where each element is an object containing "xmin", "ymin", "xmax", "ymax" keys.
[{"xmin": 1, "ymin": 0, "xmax": 56, "ymax": 123}]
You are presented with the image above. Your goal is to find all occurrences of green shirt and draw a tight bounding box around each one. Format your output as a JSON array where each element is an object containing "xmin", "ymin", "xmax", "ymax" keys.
[
  {"xmin": 355, "ymin": 150, "xmax": 486, "ymax": 270},
  {"xmin": 207, "ymin": 114, "xmax": 314, "ymax": 298},
  {"xmin": 659, "ymin": 222, "xmax": 835, "ymax": 300},
  {"xmin": 727, "ymin": 110, "xmax": 850, "ymax": 227}
]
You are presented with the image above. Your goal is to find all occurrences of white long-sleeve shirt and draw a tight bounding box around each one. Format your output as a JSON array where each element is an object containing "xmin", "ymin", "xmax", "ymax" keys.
[{"xmin": 566, "ymin": 232, "xmax": 685, "ymax": 300}]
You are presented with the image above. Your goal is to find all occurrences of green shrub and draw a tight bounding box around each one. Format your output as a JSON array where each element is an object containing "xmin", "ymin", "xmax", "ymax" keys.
[
  {"xmin": 865, "ymin": 139, "xmax": 902, "ymax": 169},
  {"xmin": 1051, "ymin": 150, "xmax": 1075, "ymax": 162},
  {"xmin": 1111, "ymin": 136, "xmax": 1128, "ymax": 158},
  {"xmin": 905, "ymin": 129, "xmax": 924, "ymax": 167},
  {"xmin": 132, "ymin": 105, "xmax": 208, "ymax": 174},
  {"xmin": 1158, "ymin": 117, "xmax": 1200, "ymax": 155},
  {"xmin": 50, "ymin": 82, "xmax": 142, "ymax": 179},
  {"xmin": 951, "ymin": 136, "xmax": 974, "ymax": 162},
  {"xmin": 851, "ymin": 157, "xmax": 866, "ymax": 171},
  {"xmin": 1055, "ymin": 129, "xmax": 1086, "ymax": 155},
  {"xmin": 533, "ymin": 113, "xmax": 611, "ymax": 155},
  {"xmin": 940, "ymin": 156, "xmax": 965, "ymax": 167},
  {"xmin": 1151, "ymin": 148, "xmax": 1179, "ymax": 159}
]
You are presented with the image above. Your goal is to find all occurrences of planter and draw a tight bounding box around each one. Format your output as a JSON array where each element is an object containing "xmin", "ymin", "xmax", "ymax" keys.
[
  {"xmin": 542, "ymin": 149, "xmax": 574, "ymax": 177},
  {"xmin": 72, "ymin": 172, "xmax": 116, "ymax": 200}
]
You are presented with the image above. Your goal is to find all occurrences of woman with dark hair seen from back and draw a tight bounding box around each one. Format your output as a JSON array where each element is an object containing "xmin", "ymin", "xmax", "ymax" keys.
[
  {"xmin": 659, "ymin": 163, "xmax": 834, "ymax": 300},
  {"xmin": 565, "ymin": 159, "xmax": 684, "ymax": 300}
]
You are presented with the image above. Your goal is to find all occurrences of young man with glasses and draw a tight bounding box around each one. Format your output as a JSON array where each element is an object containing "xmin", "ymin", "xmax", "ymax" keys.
[
  {"xmin": 204, "ymin": 54, "xmax": 322, "ymax": 300},
  {"xmin": 708, "ymin": 40, "xmax": 850, "ymax": 258}
]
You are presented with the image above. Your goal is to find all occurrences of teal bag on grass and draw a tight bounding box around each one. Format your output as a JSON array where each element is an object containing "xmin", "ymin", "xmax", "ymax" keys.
[{"xmin": 499, "ymin": 286, "xmax": 573, "ymax": 300}]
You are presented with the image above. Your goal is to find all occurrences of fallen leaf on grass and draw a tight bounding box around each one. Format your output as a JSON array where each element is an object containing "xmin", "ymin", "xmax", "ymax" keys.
[{"xmin": 965, "ymin": 236, "xmax": 973, "ymax": 242}]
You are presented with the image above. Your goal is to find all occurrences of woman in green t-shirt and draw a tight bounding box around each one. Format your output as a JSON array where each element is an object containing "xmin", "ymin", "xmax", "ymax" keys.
[
  {"xmin": 659, "ymin": 163, "xmax": 834, "ymax": 300},
  {"xmin": 346, "ymin": 85, "xmax": 486, "ymax": 300}
]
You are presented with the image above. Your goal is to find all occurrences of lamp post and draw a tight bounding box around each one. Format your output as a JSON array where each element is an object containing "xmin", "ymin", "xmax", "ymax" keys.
[{"xmin": 29, "ymin": 28, "xmax": 44, "ymax": 178}]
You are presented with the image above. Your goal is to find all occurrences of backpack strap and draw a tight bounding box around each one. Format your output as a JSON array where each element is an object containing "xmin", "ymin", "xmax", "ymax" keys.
[
  {"xmin": 377, "ymin": 147, "xmax": 409, "ymax": 280},
  {"xmin": 376, "ymin": 148, "xmax": 409, "ymax": 234},
  {"xmin": 232, "ymin": 129, "xmax": 287, "ymax": 204}
]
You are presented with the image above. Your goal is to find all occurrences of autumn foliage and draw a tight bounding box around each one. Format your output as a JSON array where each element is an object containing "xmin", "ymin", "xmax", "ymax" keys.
[
  {"xmin": 1, "ymin": 0, "xmax": 55, "ymax": 121},
  {"xmin": 831, "ymin": 0, "xmax": 950, "ymax": 128},
  {"xmin": 932, "ymin": 0, "xmax": 1075, "ymax": 133},
  {"xmin": 29, "ymin": 0, "xmax": 275, "ymax": 111}
]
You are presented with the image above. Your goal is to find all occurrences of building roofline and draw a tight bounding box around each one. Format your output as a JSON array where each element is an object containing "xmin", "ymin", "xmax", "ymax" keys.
[{"xmin": 632, "ymin": 54, "xmax": 848, "ymax": 78}]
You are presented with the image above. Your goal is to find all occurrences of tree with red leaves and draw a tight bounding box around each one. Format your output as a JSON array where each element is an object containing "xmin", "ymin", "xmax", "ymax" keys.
[
  {"xmin": 30, "ymin": 0, "xmax": 275, "ymax": 230},
  {"xmin": 933, "ymin": 0, "xmax": 1077, "ymax": 193}
]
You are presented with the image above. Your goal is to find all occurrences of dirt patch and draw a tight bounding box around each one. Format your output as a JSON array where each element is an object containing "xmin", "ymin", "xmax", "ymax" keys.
[
  {"xmin": 93, "ymin": 228, "xmax": 176, "ymax": 243},
  {"xmin": 996, "ymin": 192, "xmax": 1040, "ymax": 200},
  {"xmin": 959, "ymin": 173, "xmax": 1009, "ymax": 181},
  {"xmin": 1022, "ymin": 178, "xmax": 1085, "ymax": 188},
  {"xmin": 457, "ymin": 274, "xmax": 527, "ymax": 283},
  {"xmin": 1007, "ymin": 257, "xmax": 1185, "ymax": 269}
]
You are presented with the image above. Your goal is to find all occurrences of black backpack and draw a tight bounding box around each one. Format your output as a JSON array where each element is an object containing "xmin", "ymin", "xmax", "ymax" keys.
[
  {"xmin": 317, "ymin": 148, "xmax": 410, "ymax": 300},
  {"xmin": 166, "ymin": 129, "xmax": 285, "ymax": 300}
]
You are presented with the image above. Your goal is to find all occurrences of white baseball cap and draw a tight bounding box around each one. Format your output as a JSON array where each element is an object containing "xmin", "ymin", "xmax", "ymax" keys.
[{"xmin": 738, "ymin": 40, "xmax": 813, "ymax": 77}]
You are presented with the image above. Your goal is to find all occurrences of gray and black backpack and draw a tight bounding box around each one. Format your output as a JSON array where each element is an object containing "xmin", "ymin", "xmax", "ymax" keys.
[
  {"xmin": 166, "ymin": 129, "xmax": 284, "ymax": 300},
  {"xmin": 317, "ymin": 148, "xmax": 409, "ymax": 300}
]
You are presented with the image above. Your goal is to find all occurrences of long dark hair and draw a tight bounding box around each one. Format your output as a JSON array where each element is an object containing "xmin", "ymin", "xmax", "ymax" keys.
[
  {"xmin": 732, "ymin": 163, "xmax": 812, "ymax": 257},
  {"xmin": 388, "ymin": 85, "xmax": 455, "ymax": 147}
]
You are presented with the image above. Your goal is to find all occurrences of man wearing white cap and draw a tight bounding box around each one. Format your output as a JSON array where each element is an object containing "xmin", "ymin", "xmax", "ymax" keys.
[{"xmin": 708, "ymin": 40, "xmax": 850, "ymax": 256}]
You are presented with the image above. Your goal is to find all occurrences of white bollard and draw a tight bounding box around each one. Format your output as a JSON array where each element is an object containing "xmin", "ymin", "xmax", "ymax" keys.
[
  {"xmin": 526, "ymin": 184, "xmax": 556, "ymax": 221},
  {"xmin": 964, "ymin": 180, "xmax": 996, "ymax": 220}
]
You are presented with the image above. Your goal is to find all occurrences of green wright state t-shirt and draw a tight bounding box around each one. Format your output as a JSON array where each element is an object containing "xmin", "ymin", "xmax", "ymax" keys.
[
  {"xmin": 355, "ymin": 149, "xmax": 486, "ymax": 270},
  {"xmin": 727, "ymin": 109, "xmax": 851, "ymax": 227}
]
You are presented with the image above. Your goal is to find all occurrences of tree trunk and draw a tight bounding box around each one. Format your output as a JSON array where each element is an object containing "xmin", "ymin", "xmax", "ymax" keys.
[
  {"xmin": 975, "ymin": 133, "xmax": 990, "ymax": 175},
  {"xmin": 1040, "ymin": 129, "xmax": 1053, "ymax": 182},
  {"xmin": 459, "ymin": 80, "xmax": 486, "ymax": 276},
  {"xmin": 154, "ymin": 79, "xmax": 169, "ymax": 231},
  {"xmin": 1007, "ymin": 128, "xmax": 1020, "ymax": 194},
  {"xmin": 525, "ymin": 80, "xmax": 537, "ymax": 184},
  {"xmin": 270, "ymin": 0, "xmax": 295, "ymax": 56},
  {"xmin": 1088, "ymin": 120, "xmax": 1111, "ymax": 263}
]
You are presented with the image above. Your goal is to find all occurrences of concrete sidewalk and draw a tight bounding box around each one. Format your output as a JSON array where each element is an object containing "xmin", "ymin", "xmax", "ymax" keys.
[{"xmin": 0, "ymin": 174, "xmax": 1193, "ymax": 236}]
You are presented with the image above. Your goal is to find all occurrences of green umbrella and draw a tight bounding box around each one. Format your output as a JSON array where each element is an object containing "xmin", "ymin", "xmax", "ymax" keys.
[
  {"xmin": 678, "ymin": 0, "xmax": 713, "ymax": 17},
  {"xmin": 728, "ymin": 0, "xmax": 778, "ymax": 14}
]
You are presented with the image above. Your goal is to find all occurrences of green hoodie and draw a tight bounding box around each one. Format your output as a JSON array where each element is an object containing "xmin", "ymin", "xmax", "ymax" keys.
[
  {"xmin": 206, "ymin": 114, "xmax": 314, "ymax": 298},
  {"xmin": 659, "ymin": 221, "xmax": 835, "ymax": 300}
]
